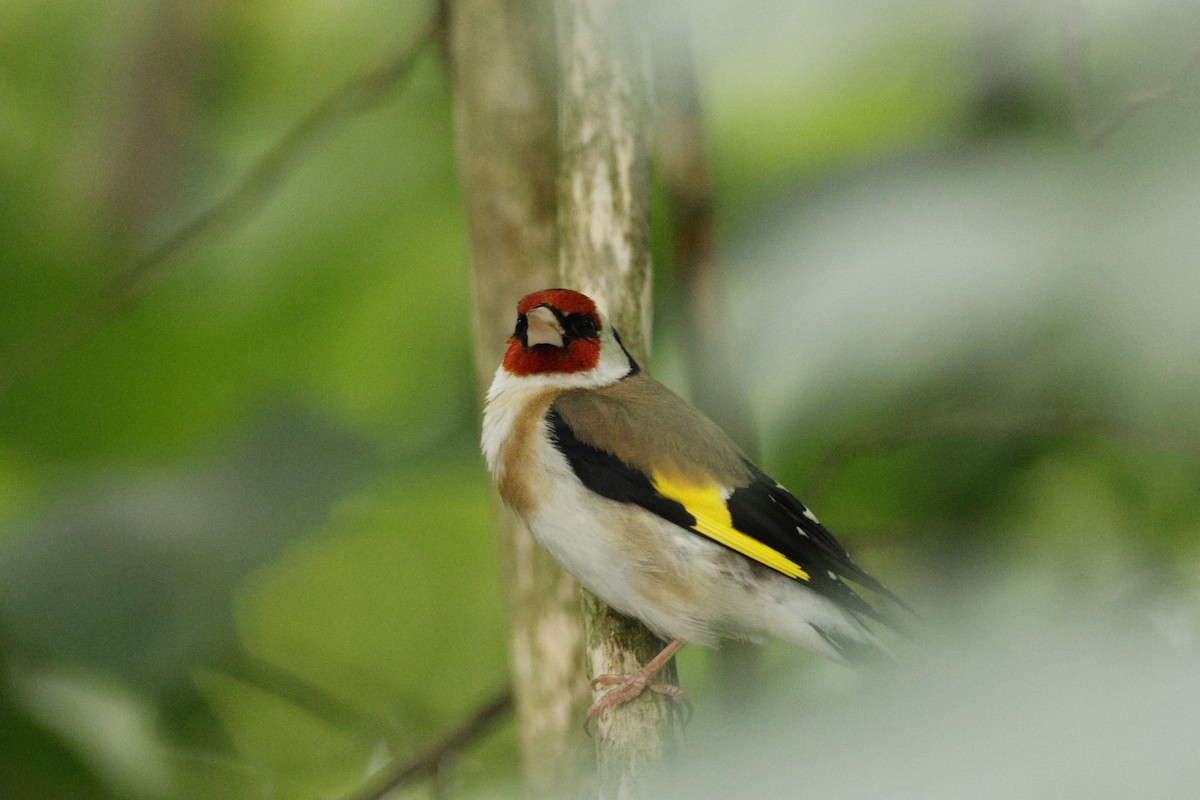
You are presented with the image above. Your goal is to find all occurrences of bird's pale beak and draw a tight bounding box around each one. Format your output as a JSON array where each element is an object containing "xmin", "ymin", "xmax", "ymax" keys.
[{"xmin": 525, "ymin": 306, "xmax": 565, "ymax": 348}]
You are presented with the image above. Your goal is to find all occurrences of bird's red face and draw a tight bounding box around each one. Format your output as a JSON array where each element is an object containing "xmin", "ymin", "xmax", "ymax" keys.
[{"xmin": 503, "ymin": 289, "xmax": 603, "ymax": 376}]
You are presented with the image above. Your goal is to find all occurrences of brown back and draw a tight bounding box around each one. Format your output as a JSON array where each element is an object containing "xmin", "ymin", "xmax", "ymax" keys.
[{"xmin": 552, "ymin": 373, "xmax": 752, "ymax": 487}]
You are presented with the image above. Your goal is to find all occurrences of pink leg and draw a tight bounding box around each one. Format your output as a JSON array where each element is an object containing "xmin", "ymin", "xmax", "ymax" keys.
[{"xmin": 586, "ymin": 638, "xmax": 691, "ymax": 723}]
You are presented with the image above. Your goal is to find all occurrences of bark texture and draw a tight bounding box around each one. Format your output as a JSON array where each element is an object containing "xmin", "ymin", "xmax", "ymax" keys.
[
  {"xmin": 555, "ymin": 0, "xmax": 654, "ymax": 360},
  {"xmin": 445, "ymin": 3, "xmax": 593, "ymax": 797},
  {"xmin": 555, "ymin": 1, "xmax": 684, "ymax": 796}
]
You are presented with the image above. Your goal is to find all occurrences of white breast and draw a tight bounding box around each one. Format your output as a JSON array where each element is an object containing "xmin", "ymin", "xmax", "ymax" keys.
[{"xmin": 483, "ymin": 373, "xmax": 637, "ymax": 603}]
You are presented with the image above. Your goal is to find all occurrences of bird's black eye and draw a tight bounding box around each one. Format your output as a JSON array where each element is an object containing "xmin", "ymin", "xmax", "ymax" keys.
[
  {"xmin": 564, "ymin": 314, "xmax": 598, "ymax": 340},
  {"xmin": 513, "ymin": 314, "xmax": 528, "ymax": 342}
]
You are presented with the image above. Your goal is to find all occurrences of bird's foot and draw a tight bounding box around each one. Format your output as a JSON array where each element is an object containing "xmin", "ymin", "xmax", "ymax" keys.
[
  {"xmin": 585, "ymin": 639, "xmax": 692, "ymax": 726},
  {"xmin": 588, "ymin": 674, "xmax": 692, "ymax": 721}
]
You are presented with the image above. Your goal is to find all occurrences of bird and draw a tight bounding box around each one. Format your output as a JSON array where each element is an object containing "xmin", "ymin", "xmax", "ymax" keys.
[{"xmin": 482, "ymin": 288, "xmax": 902, "ymax": 721}]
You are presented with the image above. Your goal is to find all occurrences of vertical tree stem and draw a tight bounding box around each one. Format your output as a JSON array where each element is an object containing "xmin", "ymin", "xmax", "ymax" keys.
[
  {"xmin": 445, "ymin": 2, "xmax": 594, "ymax": 797},
  {"xmin": 555, "ymin": 0, "xmax": 684, "ymax": 795}
]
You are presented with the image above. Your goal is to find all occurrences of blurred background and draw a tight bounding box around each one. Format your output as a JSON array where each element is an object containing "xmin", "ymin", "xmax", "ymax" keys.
[{"xmin": 2, "ymin": 0, "xmax": 1198, "ymax": 797}]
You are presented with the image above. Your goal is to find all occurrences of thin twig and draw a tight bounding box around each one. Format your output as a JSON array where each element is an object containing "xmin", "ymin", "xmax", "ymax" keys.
[
  {"xmin": 341, "ymin": 688, "xmax": 513, "ymax": 800},
  {"xmin": 232, "ymin": 654, "xmax": 396, "ymax": 737},
  {"xmin": 1060, "ymin": 0, "xmax": 1200, "ymax": 148},
  {"xmin": 0, "ymin": 18, "xmax": 435, "ymax": 399}
]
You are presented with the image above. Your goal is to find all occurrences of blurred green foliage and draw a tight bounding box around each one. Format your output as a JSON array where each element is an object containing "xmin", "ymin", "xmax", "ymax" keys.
[{"xmin": 1, "ymin": 0, "xmax": 1198, "ymax": 797}]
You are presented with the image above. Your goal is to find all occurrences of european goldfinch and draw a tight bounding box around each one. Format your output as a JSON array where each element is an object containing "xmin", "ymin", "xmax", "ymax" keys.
[{"xmin": 482, "ymin": 288, "xmax": 900, "ymax": 719}]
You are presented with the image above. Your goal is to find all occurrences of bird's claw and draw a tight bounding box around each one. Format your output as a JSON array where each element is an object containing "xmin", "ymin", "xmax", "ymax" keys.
[{"xmin": 585, "ymin": 672, "xmax": 693, "ymax": 731}]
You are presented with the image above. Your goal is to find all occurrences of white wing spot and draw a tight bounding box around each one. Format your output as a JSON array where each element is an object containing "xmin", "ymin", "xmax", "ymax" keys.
[
  {"xmin": 795, "ymin": 526, "xmax": 809, "ymax": 538},
  {"xmin": 827, "ymin": 570, "xmax": 838, "ymax": 581},
  {"xmin": 802, "ymin": 508, "xmax": 820, "ymax": 523}
]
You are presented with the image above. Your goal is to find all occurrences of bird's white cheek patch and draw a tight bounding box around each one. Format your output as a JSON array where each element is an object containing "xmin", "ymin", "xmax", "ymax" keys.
[{"xmin": 649, "ymin": 470, "xmax": 811, "ymax": 583}]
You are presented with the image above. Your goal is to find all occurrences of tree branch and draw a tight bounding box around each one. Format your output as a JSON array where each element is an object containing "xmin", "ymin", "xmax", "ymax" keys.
[
  {"xmin": 445, "ymin": 1, "xmax": 596, "ymax": 796},
  {"xmin": 341, "ymin": 689, "xmax": 512, "ymax": 800},
  {"xmin": 0, "ymin": 16, "xmax": 435, "ymax": 399},
  {"xmin": 556, "ymin": 0, "xmax": 655, "ymax": 357},
  {"xmin": 555, "ymin": 0, "xmax": 684, "ymax": 794},
  {"xmin": 1060, "ymin": 0, "xmax": 1200, "ymax": 148}
]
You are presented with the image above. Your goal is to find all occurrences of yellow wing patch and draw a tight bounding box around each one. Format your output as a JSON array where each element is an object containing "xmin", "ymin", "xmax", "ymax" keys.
[{"xmin": 650, "ymin": 470, "xmax": 811, "ymax": 582}]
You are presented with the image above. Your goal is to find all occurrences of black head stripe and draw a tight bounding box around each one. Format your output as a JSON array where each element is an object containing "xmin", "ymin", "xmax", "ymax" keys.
[
  {"xmin": 513, "ymin": 313, "xmax": 529, "ymax": 345},
  {"xmin": 610, "ymin": 328, "xmax": 640, "ymax": 374},
  {"xmin": 562, "ymin": 313, "xmax": 598, "ymax": 341}
]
